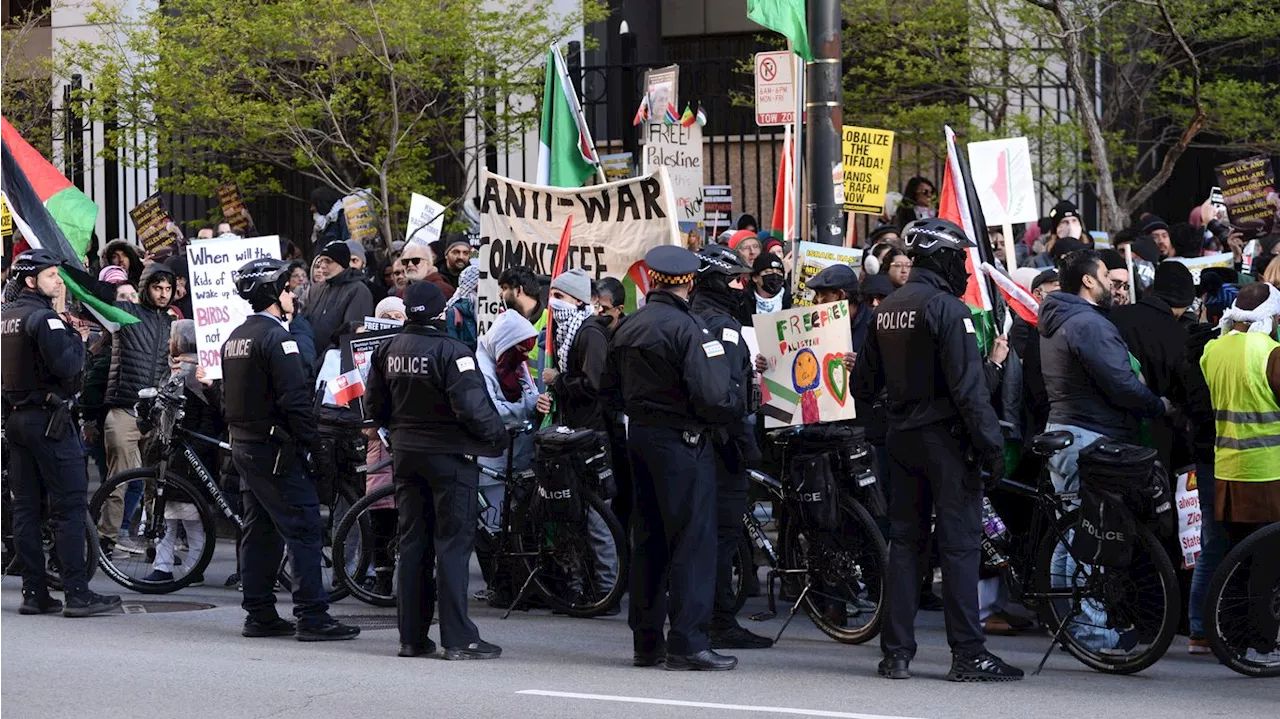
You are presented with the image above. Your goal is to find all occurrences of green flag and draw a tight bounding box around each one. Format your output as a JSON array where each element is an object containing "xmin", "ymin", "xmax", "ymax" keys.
[
  {"xmin": 537, "ymin": 46, "xmax": 599, "ymax": 188},
  {"xmin": 747, "ymin": 0, "xmax": 812, "ymax": 62}
]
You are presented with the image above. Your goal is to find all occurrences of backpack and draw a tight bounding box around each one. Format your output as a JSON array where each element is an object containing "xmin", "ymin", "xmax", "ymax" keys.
[{"xmin": 446, "ymin": 300, "xmax": 478, "ymax": 351}]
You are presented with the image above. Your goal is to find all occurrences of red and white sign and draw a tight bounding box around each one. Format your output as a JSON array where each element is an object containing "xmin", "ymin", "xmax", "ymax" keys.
[
  {"xmin": 327, "ymin": 369, "xmax": 365, "ymax": 406},
  {"xmin": 754, "ymin": 51, "xmax": 795, "ymax": 127}
]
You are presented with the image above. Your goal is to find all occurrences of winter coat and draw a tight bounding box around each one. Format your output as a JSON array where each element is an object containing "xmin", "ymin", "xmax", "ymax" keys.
[
  {"xmin": 476, "ymin": 311, "xmax": 540, "ymax": 480},
  {"xmin": 550, "ymin": 314, "xmax": 611, "ymax": 431},
  {"xmin": 1009, "ymin": 314, "xmax": 1048, "ymax": 433},
  {"xmin": 167, "ymin": 355, "xmax": 224, "ymax": 487},
  {"xmin": 1038, "ymin": 291, "xmax": 1165, "ymax": 442},
  {"xmin": 287, "ymin": 313, "xmax": 319, "ymax": 379},
  {"xmin": 1109, "ymin": 295, "xmax": 1193, "ymax": 466},
  {"xmin": 302, "ymin": 267, "xmax": 374, "ymax": 352},
  {"xmin": 104, "ymin": 265, "xmax": 176, "ymax": 408}
]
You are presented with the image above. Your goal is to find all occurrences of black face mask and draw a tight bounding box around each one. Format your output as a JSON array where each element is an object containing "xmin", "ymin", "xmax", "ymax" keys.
[{"xmin": 760, "ymin": 274, "xmax": 785, "ymax": 296}]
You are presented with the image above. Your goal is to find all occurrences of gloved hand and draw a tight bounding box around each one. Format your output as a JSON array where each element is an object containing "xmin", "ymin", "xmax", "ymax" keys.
[{"xmin": 982, "ymin": 450, "xmax": 1005, "ymax": 492}]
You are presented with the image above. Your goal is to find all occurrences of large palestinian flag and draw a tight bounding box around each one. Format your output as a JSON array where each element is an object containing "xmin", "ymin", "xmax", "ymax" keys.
[
  {"xmin": 938, "ymin": 125, "xmax": 1003, "ymax": 352},
  {"xmin": 2, "ymin": 117, "xmax": 137, "ymax": 330}
]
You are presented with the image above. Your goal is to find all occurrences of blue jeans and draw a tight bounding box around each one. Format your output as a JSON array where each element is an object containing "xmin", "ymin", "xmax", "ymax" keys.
[
  {"xmin": 1188, "ymin": 460, "xmax": 1229, "ymax": 636},
  {"xmin": 1044, "ymin": 423, "xmax": 1120, "ymax": 651}
]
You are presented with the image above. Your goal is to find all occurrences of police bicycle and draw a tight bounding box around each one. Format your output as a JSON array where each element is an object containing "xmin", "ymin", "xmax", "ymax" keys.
[
  {"xmin": 1204, "ymin": 520, "xmax": 1280, "ymax": 677},
  {"xmin": 722, "ymin": 423, "xmax": 888, "ymax": 645},
  {"xmin": 332, "ymin": 424, "xmax": 630, "ymax": 618},
  {"xmin": 87, "ymin": 377, "xmax": 360, "ymax": 596},
  {"xmin": 995, "ymin": 431, "xmax": 1179, "ymax": 675},
  {"xmin": 1, "ymin": 428, "xmax": 98, "ymax": 589}
]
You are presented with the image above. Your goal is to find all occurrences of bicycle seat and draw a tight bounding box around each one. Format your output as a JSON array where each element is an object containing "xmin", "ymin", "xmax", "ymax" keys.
[{"xmin": 1031, "ymin": 431, "xmax": 1074, "ymax": 456}]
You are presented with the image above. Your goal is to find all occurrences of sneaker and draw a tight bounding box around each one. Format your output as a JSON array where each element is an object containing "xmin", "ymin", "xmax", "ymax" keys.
[
  {"xmin": 472, "ymin": 588, "xmax": 496, "ymax": 602},
  {"xmin": 188, "ymin": 573, "xmax": 205, "ymax": 587},
  {"xmin": 143, "ymin": 569, "xmax": 175, "ymax": 583},
  {"xmin": 878, "ymin": 652, "xmax": 911, "ymax": 680},
  {"xmin": 224, "ymin": 572, "xmax": 241, "ymax": 588},
  {"xmin": 710, "ymin": 623, "xmax": 773, "ymax": 649},
  {"xmin": 1243, "ymin": 647, "xmax": 1280, "ymax": 668},
  {"xmin": 442, "ymin": 639, "xmax": 502, "ymax": 660},
  {"xmin": 243, "ymin": 616, "xmax": 296, "ymax": 638},
  {"xmin": 114, "ymin": 537, "xmax": 147, "ymax": 556},
  {"xmin": 296, "ymin": 619, "xmax": 360, "ymax": 642},
  {"xmin": 919, "ymin": 590, "xmax": 945, "ymax": 611},
  {"xmin": 946, "ymin": 650, "xmax": 1024, "ymax": 682},
  {"xmin": 1099, "ymin": 628, "xmax": 1139, "ymax": 657},
  {"xmin": 19, "ymin": 593, "xmax": 64, "ymax": 615},
  {"xmin": 1188, "ymin": 635, "xmax": 1211, "ymax": 655},
  {"xmin": 63, "ymin": 591, "xmax": 122, "ymax": 618}
]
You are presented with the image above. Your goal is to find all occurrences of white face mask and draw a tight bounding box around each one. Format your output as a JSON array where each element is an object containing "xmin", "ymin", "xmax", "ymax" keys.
[
  {"xmin": 549, "ymin": 297, "xmax": 579, "ymax": 314},
  {"xmin": 1059, "ymin": 218, "xmax": 1082, "ymax": 240},
  {"xmin": 313, "ymin": 212, "xmax": 328, "ymax": 229}
]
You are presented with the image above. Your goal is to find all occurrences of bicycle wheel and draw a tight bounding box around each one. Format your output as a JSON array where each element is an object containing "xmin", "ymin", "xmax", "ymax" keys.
[
  {"xmin": 89, "ymin": 469, "xmax": 217, "ymax": 594},
  {"xmin": 725, "ymin": 532, "xmax": 753, "ymax": 616},
  {"xmin": 1034, "ymin": 513, "xmax": 1178, "ymax": 674},
  {"xmin": 331, "ymin": 484, "xmax": 397, "ymax": 607},
  {"xmin": 780, "ymin": 495, "xmax": 886, "ymax": 644},
  {"xmin": 1205, "ymin": 521, "xmax": 1280, "ymax": 678},
  {"xmin": 278, "ymin": 483, "xmax": 360, "ymax": 602},
  {"xmin": 509, "ymin": 487, "xmax": 629, "ymax": 618}
]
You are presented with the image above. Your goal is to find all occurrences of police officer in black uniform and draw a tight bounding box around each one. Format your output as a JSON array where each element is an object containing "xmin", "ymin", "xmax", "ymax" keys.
[
  {"xmin": 222, "ymin": 258, "xmax": 359, "ymax": 642},
  {"xmin": 365, "ymin": 281, "xmax": 508, "ymax": 660},
  {"xmin": 853, "ymin": 218, "xmax": 1023, "ymax": 682},
  {"xmin": 604, "ymin": 245, "xmax": 744, "ymax": 671},
  {"xmin": 2, "ymin": 249, "xmax": 121, "ymax": 617},
  {"xmin": 690, "ymin": 244, "xmax": 772, "ymax": 650}
]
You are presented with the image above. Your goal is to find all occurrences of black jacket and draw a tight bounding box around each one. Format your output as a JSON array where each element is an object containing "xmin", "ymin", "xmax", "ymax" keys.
[
  {"xmin": 1183, "ymin": 323, "xmax": 1218, "ymax": 464},
  {"xmin": 853, "ymin": 268, "xmax": 1002, "ymax": 456},
  {"xmin": 604, "ymin": 290, "xmax": 744, "ymax": 431},
  {"xmin": 551, "ymin": 314, "xmax": 611, "ymax": 431},
  {"xmin": 691, "ymin": 289, "xmax": 757, "ymax": 464},
  {"xmin": 1109, "ymin": 296, "xmax": 1192, "ymax": 466},
  {"xmin": 1, "ymin": 291, "xmax": 85, "ymax": 405},
  {"xmin": 302, "ymin": 268, "xmax": 374, "ymax": 352},
  {"xmin": 1038, "ymin": 292, "xmax": 1165, "ymax": 442},
  {"xmin": 366, "ymin": 323, "xmax": 508, "ymax": 457},
  {"xmin": 105, "ymin": 268, "xmax": 175, "ymax": 408},
  {"xmin": 221, "ymin": 314, "xmax": 317, "ymax": 448},
  {"xmin": 1009, "ymin": 314, "xmax": 1048, "ymax": 433}
]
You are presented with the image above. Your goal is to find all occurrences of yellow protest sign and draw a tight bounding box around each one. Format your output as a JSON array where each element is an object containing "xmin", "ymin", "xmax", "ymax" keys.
[
  {"xmin": 842, "ymin": 126, "xmax": 894, "ymax": 214},
  {"xmin": 0, "ymin": 195, "xmax": 12, "ymax": 242}
]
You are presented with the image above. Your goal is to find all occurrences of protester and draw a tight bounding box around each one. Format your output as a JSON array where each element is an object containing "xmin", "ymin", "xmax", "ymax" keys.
[
  {"xmin": 167, "ymin": 255, "xmax": 194, "ymax": 319},
  {"xmin": 890, "ymin": 176, "xmax": 936, "ymax": 230},
  {"xmin": 1009, "ymin": 268, "xmax": 1057, "ymax": 435},
  {"xmin": 1026, "ymin": 201, "xmax": 1084, "ymax": 269},
  {"xmin": 594, "ymin": 277, "xmax": 625, "ymax": 329},
  {"xmin": 311, "ymin": 187, "xmax": 349, "ymax": 249},
  {"xmin": 301, "ymin": 240, "xmax": 374, "ymax": 352},
  {"xmin": 736, "ymin": 253, "xmax": 789, "ymax": 327},
  {"xmin": 498, "ymin": 265, "xmax": 548, "ymax": 381},
  {"xmin": 882, "ymin": 247, "xmax": 912, "ymax": 288},
  {"xmin": 867, "ymin": 225, "xmax": 901, "ymax": 249},
  {"xmin": 538, "ymin": 268, "xmax": 609, "ymax": 431},
  {"xmin": 1097, "ymin": 249, "xmax": 1131, "ymax": 306},
  {"xmin": 728, "ymin": 230, "xmax": 762, "ymax": 268},
  {"xmin": 101, "ymin": 239, "xmax": 143, "ymax": 288},
  {"xmin": 735, "ymin": 214, "xmax": 758, "ymax": 233},
  {"xmin": 438, "ymin": 234, "xmax": 473, "ymax": 290},
  {"xmin": 443, "ymin": 265, "xmax": 479, "ymax": 350},
  {"xmin": 1141, "ymin": 215, "xmax": 1174, "ymax": 259},
  {"xmin": 399, "ymin": 242, "xmax": 454, "ymax": 298}
]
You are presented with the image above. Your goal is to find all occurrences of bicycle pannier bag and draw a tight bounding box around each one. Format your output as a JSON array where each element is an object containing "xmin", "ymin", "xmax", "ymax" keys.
[
  {"xmin": 533, "ymin": 426, "xmax": 594, "ymax": 521},
  {"xmin": 1077, "ymin": 437, "xmax": 1171, "ymax": 536},
  {"xmin": 1072, "ymin": 486, "xmax": 1136, "ymax": 568},
  {"xmin": 790, "ymin": 452, "xmax": 840, "ymax": 531}
]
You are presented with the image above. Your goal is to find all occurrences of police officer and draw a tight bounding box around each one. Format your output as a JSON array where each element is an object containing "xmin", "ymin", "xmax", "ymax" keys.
[
  {"xmin": 365, "ymin": 281, "xmax": 508, "ymax": 660},
  {"xmin": 2, "ymin": 250, "xmax": 121, "ymax": 617},
  {"xmin": 604, "ymin": 245, "xmax": 744, "ymax": 671},
  {"xmin": 222, "ymin": 258, "xmax": 359, "ymax": 642},
  {"xmin": 690, "ymin": 244, "xmax": 771, "ymax": 650},
  {"xmin": 853, "ymin": 218, "xmax": 1023, "ymax": 682}
]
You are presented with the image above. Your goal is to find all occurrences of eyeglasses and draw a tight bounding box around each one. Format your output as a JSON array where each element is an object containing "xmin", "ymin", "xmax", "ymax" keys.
[
  {"xmin": 402, "ymin": 256, "xmax": 426, "ymax": 266},
  {"xmin": 1111, "ymin": 280, "xmax": 1130, "ymax": 291},
  {"xmin": 889, "ymin": 261, "xmax": 913, "ymax": 270}
]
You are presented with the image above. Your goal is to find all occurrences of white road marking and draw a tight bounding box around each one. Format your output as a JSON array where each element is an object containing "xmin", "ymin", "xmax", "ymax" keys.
[{"xmin": 516, "ymin": 690, "xmax": 930, "ymax": 719}]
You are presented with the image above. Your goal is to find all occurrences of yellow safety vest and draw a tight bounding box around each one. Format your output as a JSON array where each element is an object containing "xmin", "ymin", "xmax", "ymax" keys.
[
  {"xmin": 1201, "ymin": 331, "xmax": 1280, "ymax": 481},
  {"xmin": 527, "ymin": 309, "xmax": 548, "ymax": 383}
]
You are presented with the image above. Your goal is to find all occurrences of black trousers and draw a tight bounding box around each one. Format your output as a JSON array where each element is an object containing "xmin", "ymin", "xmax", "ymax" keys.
[
  {"xmin": 393, "ymin": 450, "xmax": 480, "ymax": 649},
  {"xmin": 882, "ymin": 424, "xmax": 985, "ymax": 657},
  {"xmin": 712, "ymin": 440, "xmax": 748, "ymax": 623},
  {"xmin": 233, "ymin": 440, "xmax": 329, "ymax": 625},
  {"xmin": 627, "ymin": 424, "xmax": 717, "ymax": 655},
  {"xmin": 6, "ymin": 407, "xmax": 90, "ymax": 597}
]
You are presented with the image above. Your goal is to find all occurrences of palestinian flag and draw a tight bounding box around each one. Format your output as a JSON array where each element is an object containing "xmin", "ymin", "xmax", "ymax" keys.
[
  {"xmin": 938, "ymin": 125, "xmax": 1003, "ymax": 352},
  {"xmin": 768, "ymin": 127, "xmax": 796, "ymax": 241},
  {"xmin": 760, "ymin": 376, "xmax": 800, "ymax": 426},
  {"xmin": 2, "ymin": 122, "xmax": 138, "ymax": 331},
  {"xmin": 536, "ymin": 46, "xmax": 599, "ymax": 188},
  {"xmin": 980, "ymin": 261, "xmax": 1039, "ymax": 325}
]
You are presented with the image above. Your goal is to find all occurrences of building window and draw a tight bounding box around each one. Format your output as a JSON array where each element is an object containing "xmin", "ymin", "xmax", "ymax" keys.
[{"xmin": 4, "ymin": 0, "xmax": 53, "ymax": 27}]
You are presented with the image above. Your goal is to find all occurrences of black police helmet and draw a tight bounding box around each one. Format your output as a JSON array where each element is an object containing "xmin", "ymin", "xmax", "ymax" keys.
[
  {"xmin": 902, "ymin": 218, "xmax": 973, "ymax": 258},
  {"xmin": 234, "ymin": 258, "xmax": 291, "ymax": 312},
  {"xmin": 697, "ymin": 243, "xmax": 752, "ymax": 276},
  {"xmin": 11, "ymin": 248, "xmax": 61, "ymax": 282}
]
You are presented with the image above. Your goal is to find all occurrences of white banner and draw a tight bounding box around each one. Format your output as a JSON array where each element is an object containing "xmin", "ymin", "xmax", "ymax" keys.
[
  {"xmin": 406, "ymin": 193, "xmax": 445, "ymax": 248},
  {"xmin": 755, "ymin": 301, "xmax": 857, "ymax": 428},
  {"xmin": 188, "ymin": 235, "xmax": 281, "ymax": 380},
  {"xmin": 476, "ymin": 169, "xmax": 680, "ymax": 334},
  {"xmin": 793, "ymin": 240, "xmax": 864, "ymax": 307},
  {"xmin": 644, "ymin": 122, "xmax": 704, "ymax": 223}
]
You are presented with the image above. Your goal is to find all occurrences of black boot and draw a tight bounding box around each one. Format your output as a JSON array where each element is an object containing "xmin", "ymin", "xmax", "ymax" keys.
[
  {"xmin": 443, "ymin": 639, "xmax": 502, "ymax": 660},
  {"xmin": 946, "ymin": 650, "xmax": 1025, "ymax": 682},
  {"xmin": 710, "ymin": 621, "xmax": 773, "ymax": 649},
  {"xmin": 243, "ymin": 616, "xmax": 296, "ymax": 638},
  {"xmin": 634, "ymin": 641, "xmax": 666, "ymax": 667},
  {"xmin": 62, "ymin": 591, "xmax": 121, "ymax": 618},
  {"xmin": 19, "ymin": 591, "xmax": 63, "ymax": 616},
  {"xmin": 296, "ymin": 618, "xmax": 361, "ymax": 642},
  {"xmin": 398, "ymin": 639, "xmax": 437, "ymax": 657},
  {"xmin": 664, "ymin": 649, "xmax": 738, "ymax": 671},
  {"xmin": 877, "ymin": 652, "xmax": 911, "ymax": 679}
]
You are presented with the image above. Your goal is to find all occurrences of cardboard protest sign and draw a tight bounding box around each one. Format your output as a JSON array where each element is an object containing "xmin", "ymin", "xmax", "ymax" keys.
[
  {"xmin": 600, "ymin": 153, "xmax": 633, "ymax": 182},
  {"xmin": 703, "ymin": 185, "xmax": 732, "ymax": 235},
  {"xmin": 755, "ymin": 300, "xmax": 856, "ymax": 428},
  {"xmin": 476, "ymin": 169, "xmax": 680, "ymax": 335},
  {"xmin": 841, "ymin": 126, "xmax": 894, "ymax": 214},
  {"xmin": 793, "ymin": 241, "xmax": 863, "ymax": 307},
  {"xmin": 1175, "ymin": 466, "xmax": 1201, "ymax": 569},
  {"xmin": 0, "ymin": 195, "xmax": 12, "ymax": 245},
  {"xmin": 128, "ymin": 193, "xmax": 183, "ymax": 253},
  {"xmin": 406, "ymin": 193, "xmax": 445, "ymax": 248},
  {"xmin": 342, "ymin": 190, "xmax": 380, "ymax": 245},
  {"xmin": 644, "ymin": 122, "xmax": 704, "ymax": 223},
  {"xmin": 216, "ymin": 183, "xmax": 256, "ymax": 236},
  {"xmin": 1167, "ymin": 252, "xmax": 1234, "ymax": 284},
  {"xmin": 1214, "ymin": 156, "xmax": 1279, "ymax": 238},
  {"xmin": 187, "ymin": 234, "xmax": 281, "ymax": 380},
  {"xmin": 644, "ymin": 65, "xmax": 679, "ymax": 116},
  {"xmin": 363, "ymin": 316, "xmax": 404, "ymax": 331},
  {"xmin": 336, "ymin": 327, "xmax": 401, "ymax": 422}
]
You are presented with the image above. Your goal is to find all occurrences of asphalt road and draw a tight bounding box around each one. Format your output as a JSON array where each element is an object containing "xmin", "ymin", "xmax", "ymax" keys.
[{"xmin": 2, "ymin": 547, "xmax": 1274, "ymax": 719}]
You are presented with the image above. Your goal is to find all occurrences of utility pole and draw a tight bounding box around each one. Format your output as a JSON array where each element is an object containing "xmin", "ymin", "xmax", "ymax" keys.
[{"xmin": 806, "ymin": 0, "xmax": 843, "ymax": 245}]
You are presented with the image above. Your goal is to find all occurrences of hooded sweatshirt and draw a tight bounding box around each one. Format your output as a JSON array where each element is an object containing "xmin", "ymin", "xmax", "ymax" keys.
[
  {"xmin": 1038, "ymin": 291, "xmax": 1165, "ymax": 441},
  {"xmin": 476, "ymin": 310, "xmax": 540, "ymax": 478}
]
